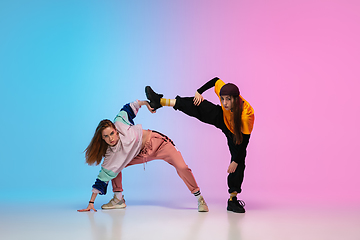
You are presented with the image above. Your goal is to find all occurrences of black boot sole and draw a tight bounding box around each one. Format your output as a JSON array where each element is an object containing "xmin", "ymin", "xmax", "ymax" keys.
[{"xmin": 227, "ymin": 206, "xmax": 246, "ymax": 213}]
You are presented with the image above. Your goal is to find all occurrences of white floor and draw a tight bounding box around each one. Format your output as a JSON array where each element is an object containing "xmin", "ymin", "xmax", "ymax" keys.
[{"xmin": 1, "ymin": 200, "xmax": 360, "ymax": 240}]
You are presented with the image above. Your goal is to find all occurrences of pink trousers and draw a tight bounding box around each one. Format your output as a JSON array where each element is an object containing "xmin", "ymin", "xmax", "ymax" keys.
[{"xmin": 111, "ymin": 131, "xmax": 200, "ymax": 194}]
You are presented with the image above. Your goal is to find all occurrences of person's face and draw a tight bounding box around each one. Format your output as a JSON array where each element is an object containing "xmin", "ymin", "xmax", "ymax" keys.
[
  {"xmin": 102, "ymin": 126, "xmax": 119, "ymax": 146},
  {"xmin": 220, "ymin": 95, "xmax": 233, "ymax": 111}
]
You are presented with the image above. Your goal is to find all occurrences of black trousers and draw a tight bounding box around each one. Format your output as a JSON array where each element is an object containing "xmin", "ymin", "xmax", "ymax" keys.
[{"xmin": 174, "ymin": 96, "xmax": 250, "ymax": 194}]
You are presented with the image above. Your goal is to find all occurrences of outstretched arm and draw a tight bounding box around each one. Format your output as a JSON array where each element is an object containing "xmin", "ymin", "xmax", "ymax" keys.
[
  {"xmin": 115, "ymin": 100, "xmax": 155, "ymax": 125},
  {"xmin": 197, "ymin": 77, "xmax": 219, "ymax": 94}
]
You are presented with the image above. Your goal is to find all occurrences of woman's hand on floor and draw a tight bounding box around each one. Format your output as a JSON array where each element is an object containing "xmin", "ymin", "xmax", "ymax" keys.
[{"xmin": 77, "ymin": 203, "xmax": 97, "ymax": 212}]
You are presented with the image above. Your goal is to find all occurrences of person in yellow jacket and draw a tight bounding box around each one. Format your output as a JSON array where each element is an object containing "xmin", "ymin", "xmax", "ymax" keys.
[{"xmin": 145, "ymin": 77, "xmax": 254, "ymax": 213}]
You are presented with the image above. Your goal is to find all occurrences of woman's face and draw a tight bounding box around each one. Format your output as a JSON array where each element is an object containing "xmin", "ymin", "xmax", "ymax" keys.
[
  {"xmin": 220, "ymin": 95, "xmax": 233, "ymax": 111},
  {"xmin": 102, "ymin": 126, "xmax": 119, "ymax": 146}
]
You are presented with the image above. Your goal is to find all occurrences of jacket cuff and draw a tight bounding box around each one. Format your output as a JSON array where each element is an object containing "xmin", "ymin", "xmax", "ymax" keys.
[{"xmin": 92, "ymin": 178, "xmax": 108, "ymax": 195}]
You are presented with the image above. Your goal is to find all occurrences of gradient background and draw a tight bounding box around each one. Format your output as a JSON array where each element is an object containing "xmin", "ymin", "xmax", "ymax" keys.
[{"xmin": 1, "ymin": 0, "xmax": 359, "ymax": 208}]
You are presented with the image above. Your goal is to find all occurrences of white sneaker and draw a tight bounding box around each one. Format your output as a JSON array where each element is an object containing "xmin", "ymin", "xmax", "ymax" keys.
[
  {"xmin": 198, "ymin": 196, "xmax": 209, "ymax": 212},
  {"xmin": 101, "ymin": 194, "xmax": 126, "ymax": 209}
]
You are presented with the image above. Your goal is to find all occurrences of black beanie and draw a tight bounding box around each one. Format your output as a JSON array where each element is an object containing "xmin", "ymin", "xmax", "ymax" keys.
[{"xmin": 219, "ymin": 83, "xmax": 240, "ymax": 96}]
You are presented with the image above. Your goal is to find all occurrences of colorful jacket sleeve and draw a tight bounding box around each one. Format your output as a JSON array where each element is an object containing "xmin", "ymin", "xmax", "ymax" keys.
[
  {"xmin": 114, "ymin": 100, "xmax": 140, "ymax": 125},
  {"xmin": 92, "ymin": 178, "xmax": 109, "ymax": 195}
]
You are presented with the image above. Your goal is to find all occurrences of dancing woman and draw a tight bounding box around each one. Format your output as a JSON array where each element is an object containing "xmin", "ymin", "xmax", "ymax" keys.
[
  {"xmin": 145, "ymin": 77, "xmax": 254, "ymax": 213},
  {"xmin": 78, "ymin": 100, "xmax": 208, "ymax": 212}
]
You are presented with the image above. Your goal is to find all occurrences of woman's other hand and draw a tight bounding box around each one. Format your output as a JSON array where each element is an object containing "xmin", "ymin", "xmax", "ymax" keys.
[{"xmin": 227, "ymin": 161, "xmax": 238, "ymax": 173}]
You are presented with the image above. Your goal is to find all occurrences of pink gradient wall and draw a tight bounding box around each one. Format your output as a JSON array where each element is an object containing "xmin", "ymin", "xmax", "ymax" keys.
[{"xmin": 231, "ymin": 0, "xmax": 360, "ymax": 205}]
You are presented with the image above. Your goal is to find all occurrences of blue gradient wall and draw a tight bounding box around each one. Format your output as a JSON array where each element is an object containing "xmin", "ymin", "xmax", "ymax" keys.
[{"xmin": 1, "ymin": 0, "xmax": 359, "ymax": 206}]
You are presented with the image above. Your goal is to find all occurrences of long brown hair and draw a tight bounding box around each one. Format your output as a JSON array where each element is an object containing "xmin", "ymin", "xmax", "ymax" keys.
[
  {"xmin": 85, "ymin": 119, "xmax": 116, "ymax": 166},
  {"xmin": 232, "ymin": 96, "xmax": 243, "ymax": 145}
]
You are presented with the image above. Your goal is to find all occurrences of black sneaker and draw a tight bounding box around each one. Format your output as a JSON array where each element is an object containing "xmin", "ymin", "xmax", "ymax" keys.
[
  {"xmin": 227, "ymin": 196, "xmax": 246, "ymax": 213},
  {"xmin": 145, "ymin": 86, "xmax": 163, "ymax": 110}
]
